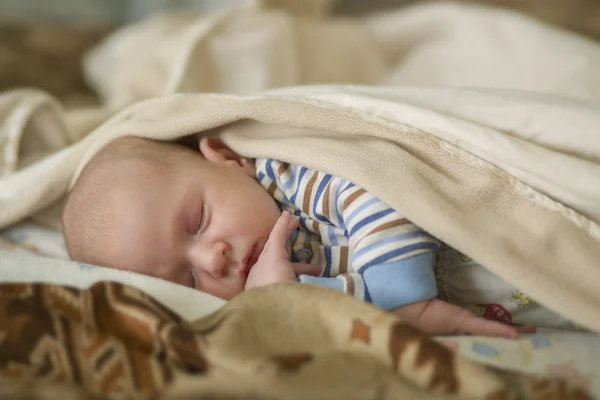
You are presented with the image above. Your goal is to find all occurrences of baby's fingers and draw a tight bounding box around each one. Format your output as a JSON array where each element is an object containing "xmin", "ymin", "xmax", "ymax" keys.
[
  {"xmin": 287, "ymin": 215, "xmax": 299, "ymax": 236},
  {"xmin": 515, "ymin": 325, "xmax": 536, "ymax": 334},
  {"xmin": 461, "ymin": 316, "xmax": 519, "ymax": 339},
  {"xmin": 266, "ymin": 211, "xmax": 293, "ymax": 250}
]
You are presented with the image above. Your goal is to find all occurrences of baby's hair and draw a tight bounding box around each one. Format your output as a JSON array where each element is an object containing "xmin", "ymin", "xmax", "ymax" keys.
[{"xmin": 62, "ymin": 136, "xmax": 195, "ymax": 264}]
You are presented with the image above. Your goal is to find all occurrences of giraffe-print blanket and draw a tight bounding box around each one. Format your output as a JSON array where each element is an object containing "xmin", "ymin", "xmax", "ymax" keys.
[{"xmin": 0, "ymin": 280, "xmax": 591, "ymax": 399}]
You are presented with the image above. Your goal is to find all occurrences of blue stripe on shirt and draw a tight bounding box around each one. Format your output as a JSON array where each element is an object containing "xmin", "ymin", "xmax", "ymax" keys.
[
  {"xmin": 361, "ymin": 241, "xmax": 439, "ymax": 269},
  {"xmin": 325, "ymin": 225, "xmax": 339, "ymax": 246},
  {"xmin": 352, "ymin": 230, "xmax": 432, "ymax": 260},
  {"xmin": 265, "ymin": 159, "xmax": 277, "ymax": 184},
  {"xmin": 323, "ymin": 246, "xmax": 332, "ymax": 276},
  {"xmin": 341, "ymin": 181, "xmax": 355, "ymax": 192},
  {"xmin": 290, "ymin": 167, "xmax": 308, "ymax": 204},
  {"xmin": 349, "ymin": 208, "xmax": 395, "ymax": 236},
  {"xmin": 312, "ymin": 174, "xmax": 332, "ymax": 223},
  {"xmin": 345, "ymin": 196, "xmax": 380, "ymax": 226},
  {"xmin": 298, "ymin": 216, "xmax": 309, "ymax": 231},
  {"xmin": 334, "ymin": 182, "xmax": 346, "ymax": 229}
]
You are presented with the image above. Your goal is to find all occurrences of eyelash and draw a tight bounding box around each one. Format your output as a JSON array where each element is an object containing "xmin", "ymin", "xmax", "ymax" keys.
[
  {"xmin": 195, "ymin": 206, "xmax": 206, "ymax": 235},
  {"xmin": 189, "ymin": 205, "xmax": 205, "ymax": 289}
]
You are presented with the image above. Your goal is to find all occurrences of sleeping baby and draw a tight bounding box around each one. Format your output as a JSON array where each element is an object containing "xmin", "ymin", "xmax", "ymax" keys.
[{"xmin": 62, "ymin": 136, "xmax": 538, "ymax": 337}]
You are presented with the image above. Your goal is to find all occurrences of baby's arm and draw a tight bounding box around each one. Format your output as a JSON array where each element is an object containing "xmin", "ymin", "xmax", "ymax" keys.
[
  {"xmin": 256, "ymin": 163, "xmax": 529, "ymax": 337},
  {"xmin": 392, "ymin": 299, "xmax": 535, "ymax": 338},
  {"xmin": 250, "ymin": 214, "xmax": 531, "ymax": 338},
  {"xmin": 299, "ymin": 252, "xmax": 438, "ymax": 309},
  {"xmin": 297, "ymin": 184, "xmax": 530, "ymax": 338},
  {"xmin": 300, "ymin": 184, "xmax": 440, "ymax": 310}
]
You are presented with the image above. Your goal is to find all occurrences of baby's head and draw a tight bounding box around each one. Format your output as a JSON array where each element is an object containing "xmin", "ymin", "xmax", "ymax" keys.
[{"xmin": 62, "ymin": 136, "xmax": 281, "ymax": 300}]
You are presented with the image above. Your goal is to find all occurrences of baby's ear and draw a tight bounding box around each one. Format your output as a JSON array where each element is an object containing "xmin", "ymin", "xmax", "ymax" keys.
[{"xmin": 199, "ymin": 137, "xmax": 256, "ymax": 177}]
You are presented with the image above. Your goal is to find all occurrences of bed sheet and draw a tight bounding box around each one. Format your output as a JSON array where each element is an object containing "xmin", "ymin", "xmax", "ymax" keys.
[
  {"xmin": 437, "ymin": 331, "xmax": 600, "ymax": 395},
  {"xmin": 0, "ymin": 221, "xmax": 69, "ymax": 259}
]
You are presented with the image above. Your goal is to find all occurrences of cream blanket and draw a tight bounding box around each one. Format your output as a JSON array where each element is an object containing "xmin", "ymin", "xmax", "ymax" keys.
[
  {"xmin": 84, "ymin": 2, "xmax": 600, "ymax": 109},
  {"xmin": 2, "ymin": 0, "xmax": 600, "ymax": 335}
]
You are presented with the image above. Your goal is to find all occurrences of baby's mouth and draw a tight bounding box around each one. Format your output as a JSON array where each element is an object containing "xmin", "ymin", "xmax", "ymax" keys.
[
  {"xmin": 240, "ymin": 244, "xmax": 263, "ymax": 279},
  {"xmin": 247, "ymin": 244, "xmax": 263, "ymax": 272}
]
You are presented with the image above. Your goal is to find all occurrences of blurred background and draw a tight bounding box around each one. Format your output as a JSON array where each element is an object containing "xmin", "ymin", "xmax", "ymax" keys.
[{"xmin": 1, "ymin": 0, "xmax": 599, "ymax": 104}]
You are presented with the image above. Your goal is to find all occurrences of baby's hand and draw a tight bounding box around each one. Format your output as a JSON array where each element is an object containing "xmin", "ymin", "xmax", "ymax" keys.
[
  {"xmin": 392, "ymin": 298, "xmax": 536, "ymax": 338},
  {"xmin": 245, "ymin": 212, "xmax": 321, "ymax": 290}
]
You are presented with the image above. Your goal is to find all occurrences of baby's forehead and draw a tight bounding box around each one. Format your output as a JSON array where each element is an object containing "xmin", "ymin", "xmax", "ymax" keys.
[{"xmin": 82, "ymin": 139, "xmax": 197, "ymax": 202}]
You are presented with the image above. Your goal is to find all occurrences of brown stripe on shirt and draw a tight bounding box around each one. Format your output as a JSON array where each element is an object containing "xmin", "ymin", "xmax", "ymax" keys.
[
  {"xmin": 322, "ymin": 182, "xmax": 332, "ymax": 220},
  {"xmin": 340, "ymin": 273, "xmax": 355, "ymax": 295},
  {"xmin": 267, "ymin": 182, "xmax": 278, "ymax": 196},
  {"xmin": 339, "ymin": 247, "xmax": 349, "ymax": 274},
  {"xmin": 277, "ymin": 163, "xmax": 290, "ymax": 176},
  {"xmin": 368, "ymin": 218, "xmax": 411, "ymax": 235},
  {"xmin": 312, "ymin": 220, "xmax": 320, "ymax": 235},
  {"xmin": 343, "ymin": 188, "xmax": 366, "ymax": 211},
  {"xmin": 302, "ymin": 171, "xmax": 319, "ymax": 213}
]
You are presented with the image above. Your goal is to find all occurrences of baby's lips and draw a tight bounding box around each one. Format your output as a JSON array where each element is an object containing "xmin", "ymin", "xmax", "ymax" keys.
[{"xmin": 247, "ymin": 243, "xmax": 264, "ymax": 270}]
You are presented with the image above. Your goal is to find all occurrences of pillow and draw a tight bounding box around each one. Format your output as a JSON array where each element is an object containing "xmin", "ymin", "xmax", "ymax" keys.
[{"xmin": 0, "ymin": 250, "xmax": 226, "ymax": 321}]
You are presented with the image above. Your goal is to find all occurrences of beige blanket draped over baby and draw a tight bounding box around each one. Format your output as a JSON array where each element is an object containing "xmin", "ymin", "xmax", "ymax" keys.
[
  {"xmin": 2, "ymin": 84, "xmax": 600, "ymax": 336},
  {"xmin": 2, "ymin": 0, "xmax": 600, "ymax": 335}
]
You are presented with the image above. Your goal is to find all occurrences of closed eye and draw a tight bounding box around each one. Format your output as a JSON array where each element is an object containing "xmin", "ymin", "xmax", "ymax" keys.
[
  {"xmin": 186, "ymin": 203, "xmax": 205, "ymax": 236},
  {"xmin": 195, "ymin": 205, "xmax": 206, "ymax": 235}
]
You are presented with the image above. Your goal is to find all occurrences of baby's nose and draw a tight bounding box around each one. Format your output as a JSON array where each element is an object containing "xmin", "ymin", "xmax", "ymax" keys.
[{"xmin": 190, "ymin": 240, "xmax": 228, "ymax": 278}]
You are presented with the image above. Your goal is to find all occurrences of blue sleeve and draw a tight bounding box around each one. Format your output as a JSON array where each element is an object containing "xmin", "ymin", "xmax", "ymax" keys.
[
  {"xmin": 361, "ymin": 252, "xmax": 438, "ymax": 310},
  {"xmin": 330, "ymin": 180, "xmax": 439, "ymax": 310},
  {"xmin": 298, "ymin": 253, "xmax": 437, "ymax": 310}
]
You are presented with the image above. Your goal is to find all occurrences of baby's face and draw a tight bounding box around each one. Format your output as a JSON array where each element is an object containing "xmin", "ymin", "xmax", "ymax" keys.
[{"xmin": 100, "ymin": 138, "xmax": 282, "ymax": 300}]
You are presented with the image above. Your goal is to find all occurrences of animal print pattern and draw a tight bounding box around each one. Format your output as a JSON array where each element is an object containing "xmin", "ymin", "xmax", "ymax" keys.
[{"xmin": 0, "ymin": 281, "xmax": 591, "ymax": 399}]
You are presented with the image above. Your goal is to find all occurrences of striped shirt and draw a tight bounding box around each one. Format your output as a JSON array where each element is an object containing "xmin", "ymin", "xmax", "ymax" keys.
[{"xmin": 256, "ymin": 159, "xmax": 440, "ymax": 310}]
